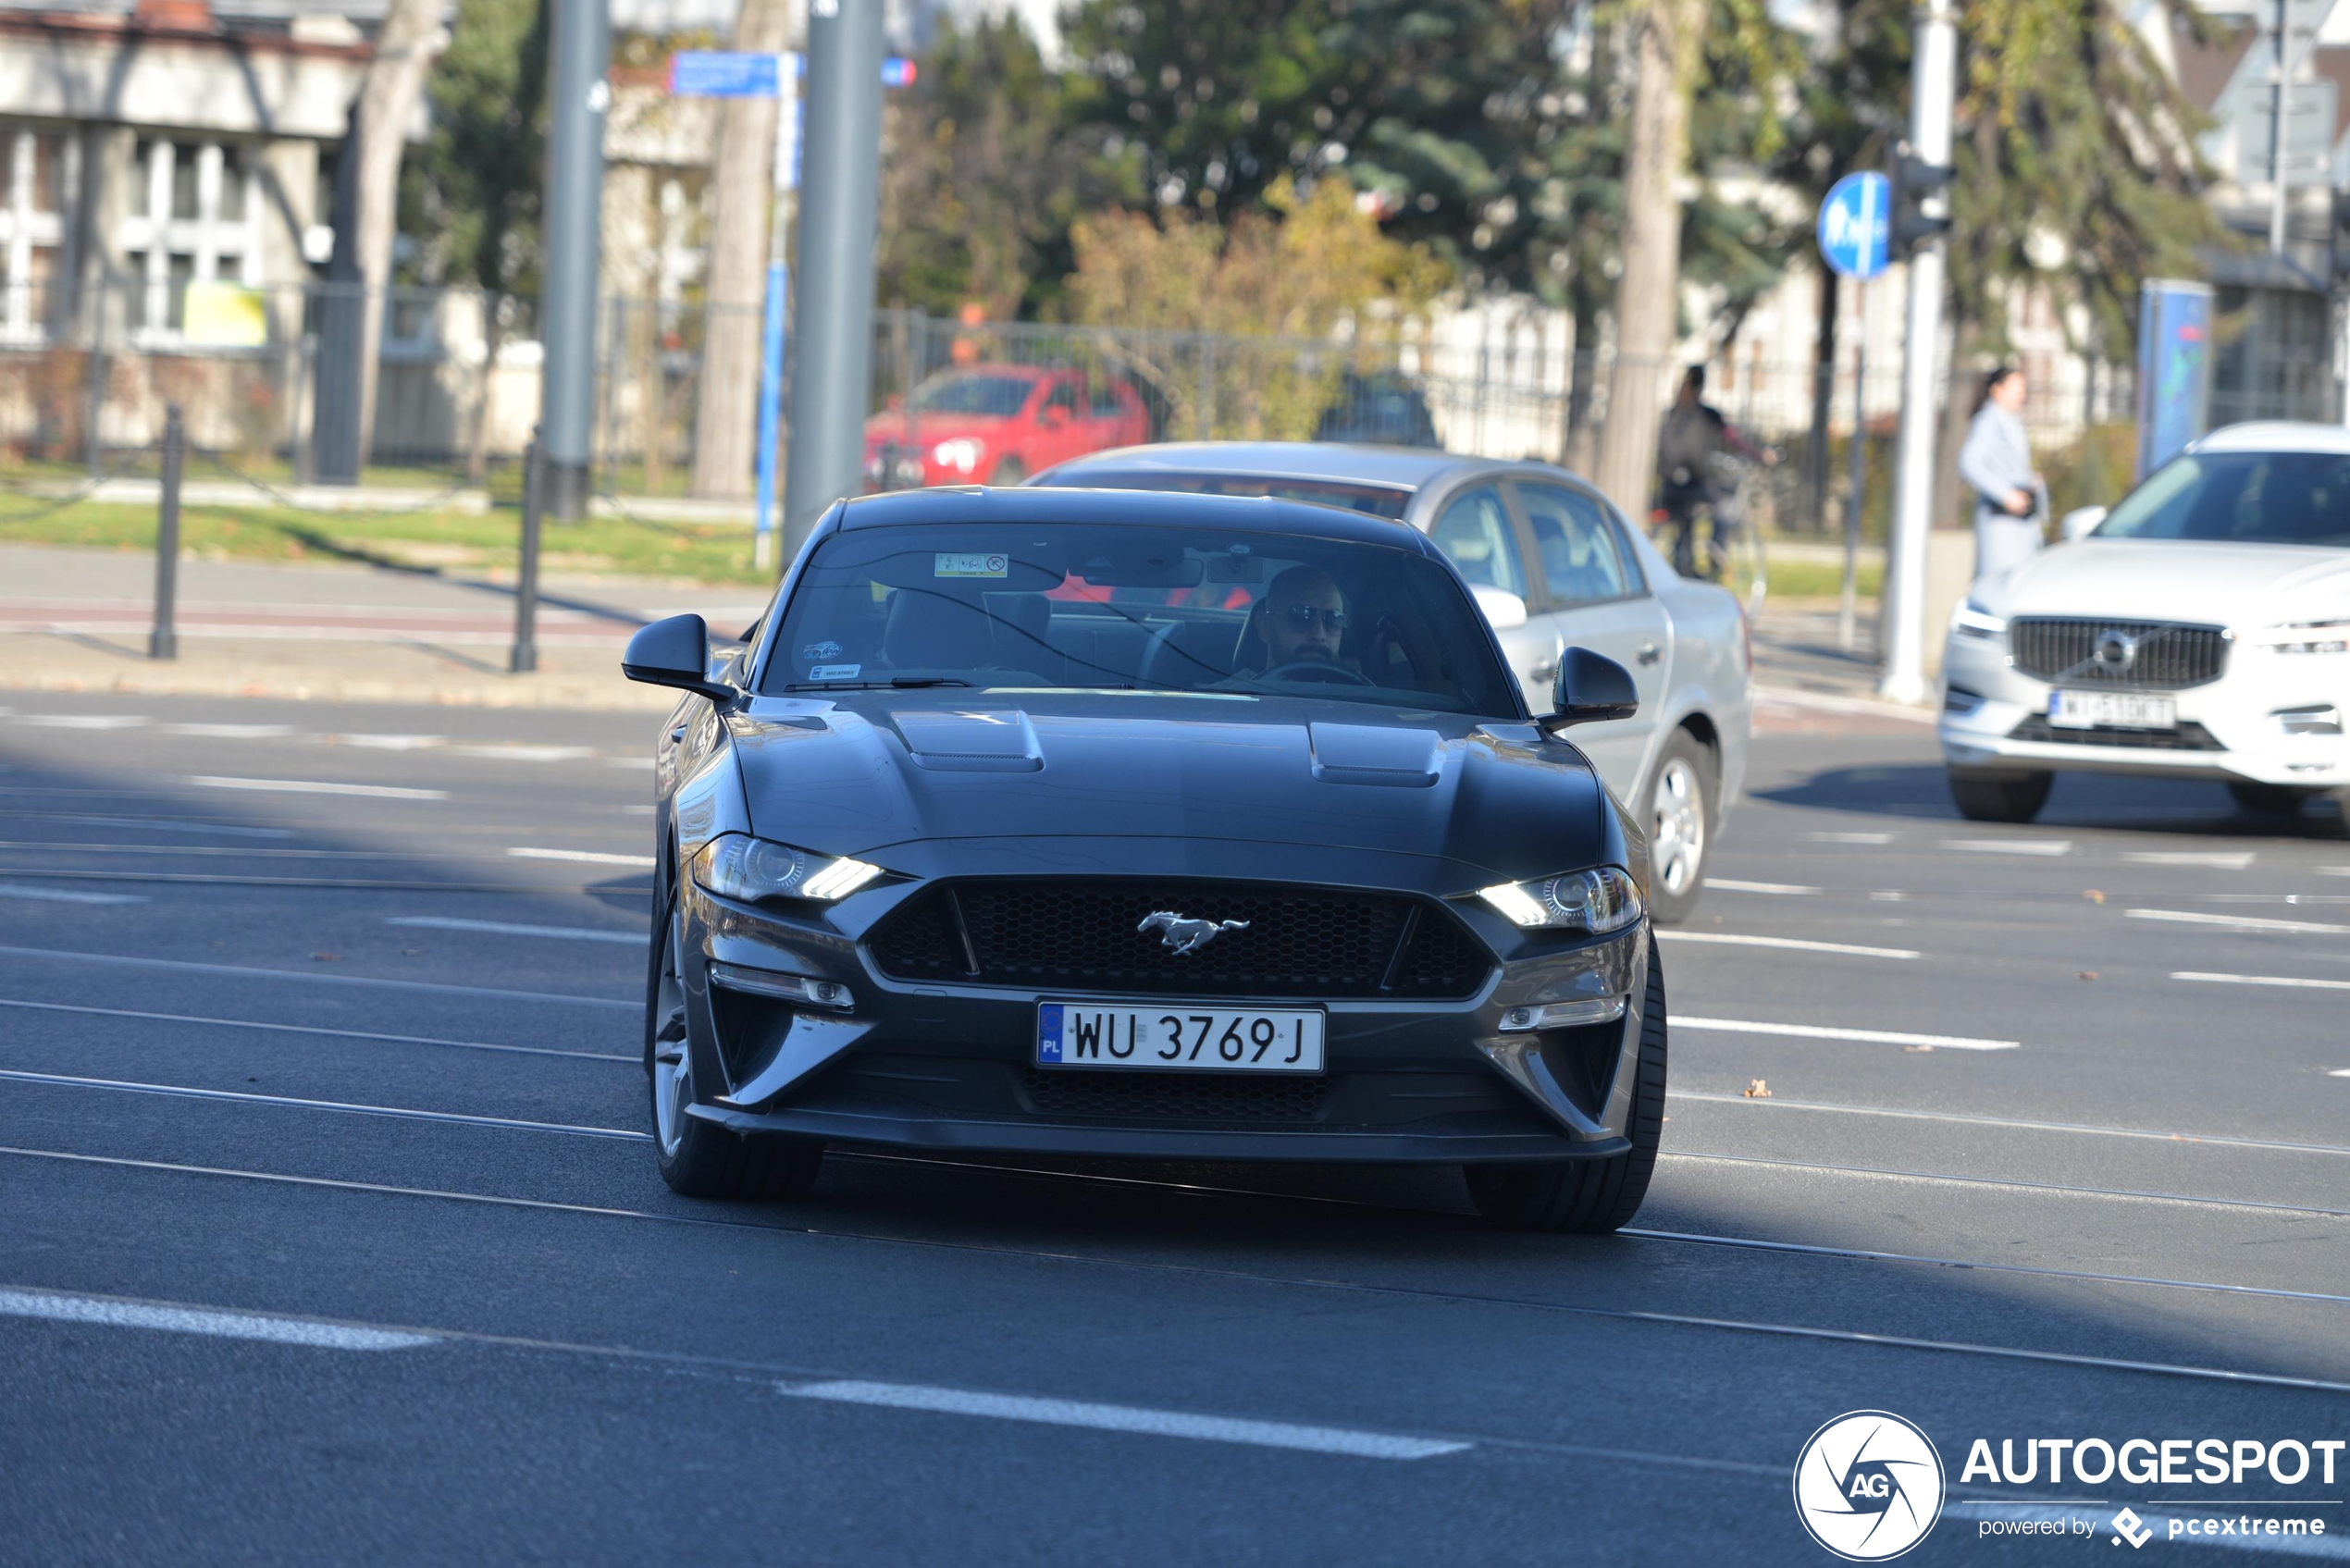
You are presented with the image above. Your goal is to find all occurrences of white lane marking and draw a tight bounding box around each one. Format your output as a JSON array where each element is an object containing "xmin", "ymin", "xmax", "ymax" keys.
[
  {"xmin": 2122, "ymin": 849, "xmax": 2255, "ymax": 869},
  {"xmin": 1665, "ymin": 1149, "xmax": 2350, "ymax": 1220},
  {"xmin": 12, "ymin": 1142, "xmax": 2350, "ymax": 1399},
  {"xmin": 37, "ymin": 813, "xmax": 293, "ymax": 839},
  {"xmin": 157, "ymin": 723, "xmax": 295, "ymax": 739},
  {"xmin": 775, "ymin": 1379, "xmax": 1469, "ymax": 1460},
  {"xmin": 2331, "ymin": 1069, "xmax": 2350, "ymax": 1079},
  {"xmin": 0, "ymin": 1068, "xmax": 647, "ymax": 1140},
  {"xmin": 0, "ymin": 996, "xmax": 630, "ymax": 1062},
  {"xmin": 1657, "ymin": 932, "xmax": 1920, "ymax": 960},
  {"xmin": 451, "ymin": 744, "xmax": 594, "ymax": 763},
  {"xmin": 0, "ymin": 942, "xmax": 637, "ymax": 1008},
  {"xmin": 0, "ymin": 883, "xmax": 145, "ymax": 906},
  {"xmin": 0, "ymin": 1287, "xmax": 434, "ymax": 1351},
  {"xmin": 1703, "ymin": 879, "xmax": 1820, "ymax": 895},
  {"xmin": 2130, "ymin": 907, "xmax": 2350, "ymax": 936},
  {"xmin": 2318, "ymin": 867, "xmax": 2350, "ymax": 878},
  {"xmin": 1944, "ymin": 1503, "xmax": 2350, "ymax": 1562},
  {"xmin": 386, "ymin": 916, "xmax": 641, "ymax": 945},
  {"xmin": 1676, "ymin": 1016, "xmax": 2019, "ymax": 1051},
  {"xmin": 1674, "ymin": 1090, "xmax": 2350, "ymax": 1157},
  {"xmin": 1752, "ymin": 686, "xmax": 1936, "ymax": 724},
  {"xmin": 13, "ymin": 714, "xmax": 148, "ymax": 730},
  {"xmin": 331, "ymin": 734, "xmax": 445, "ymax": 750},
  {"xmin": 607, "ymin": 756, "xmax": 656, "ymax": 770},
  {"xmin": 1809, "ymin": 831, "xmax": 1893, "ymax": 845},
  {"xmin": 2173, "ymin": 970, "xmax": 2350, "ymax": 994},
  {"xmin": 507, "ymin": 846, "xmax": 658, "ymax": 868},
  {"xmin": 1942, "ymin": 837, "xmax": 2073, "ymax": 857},
  {"xmin": 186, "ymin": 775, "xmax": 449, "ymax": 801}
]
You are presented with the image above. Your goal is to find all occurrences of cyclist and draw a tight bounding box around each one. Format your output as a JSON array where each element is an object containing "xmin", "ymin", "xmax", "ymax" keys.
[{"xmin": 1653, "ymin": 365, "xmax": 1774, "ymax": 579}]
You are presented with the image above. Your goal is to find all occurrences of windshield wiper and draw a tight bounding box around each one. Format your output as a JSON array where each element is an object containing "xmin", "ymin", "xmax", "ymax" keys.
[{"xmin": 782, "ymin": 676, "xmax": 974, "ymax": 692}]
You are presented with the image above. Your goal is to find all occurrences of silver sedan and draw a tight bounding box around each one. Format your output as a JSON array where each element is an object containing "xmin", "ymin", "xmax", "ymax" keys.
[{"xmin": 1031, "ymin": 442, "xmax": 1752, "ymax": 921}]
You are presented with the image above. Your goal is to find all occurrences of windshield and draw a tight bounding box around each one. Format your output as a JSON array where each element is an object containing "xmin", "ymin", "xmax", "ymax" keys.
[
  {"xmin": 2095, "ymin": 451, "xmax": 2350, "ymax": 547},
  {"xmin": 1051, "ymin": 471, "xmax": 1413, "ymax": 521},
  {"xmin": 908, "ymin": 373, "xmax": 1036, "ymax": 418},
  {"xmin": 761, "ymin": 520, "xmax": 1518, "ymax": 716}
]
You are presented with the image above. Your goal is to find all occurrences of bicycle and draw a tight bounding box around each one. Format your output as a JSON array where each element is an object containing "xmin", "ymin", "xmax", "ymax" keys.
[{"xmin": 1650, "ymin": 450, "xmax": 1769, "ymax": 619}]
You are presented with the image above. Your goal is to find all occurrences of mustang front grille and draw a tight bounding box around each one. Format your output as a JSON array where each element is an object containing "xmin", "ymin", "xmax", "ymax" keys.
[
  {"xmin": 2008, "ymin": 617, "xmax": 2229, "ymax": 690},
  {"xmin": 869, "ymin": 879, "xmax": 1493, "ymax": 999}
]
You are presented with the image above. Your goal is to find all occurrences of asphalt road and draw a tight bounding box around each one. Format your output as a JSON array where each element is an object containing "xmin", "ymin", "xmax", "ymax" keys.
[{"xmin": 4, "ymin": 689, "xmax": 2347, "ymax": 1566}]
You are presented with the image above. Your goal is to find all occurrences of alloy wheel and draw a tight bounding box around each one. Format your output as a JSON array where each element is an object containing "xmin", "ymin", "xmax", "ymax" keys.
[
  {"xmin": 650, "ymin": 903, "xmax": 692, "ymax": 1158},
  {"xmin": 1651, "ymin": 756, "xmax": 1707, "ymax": 896}
]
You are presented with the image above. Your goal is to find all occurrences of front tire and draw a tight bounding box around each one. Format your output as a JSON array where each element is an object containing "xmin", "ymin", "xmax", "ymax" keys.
[
  {"xmin": 2228, "ymin": 781, "xmax": 2310, "ymax": 818},
  {"xmin": 647, "ymin": 866, "xmax": 824, "ymax": 1201},
  {"xmin": 989, "ymin": 457, "xmax": 1028, "ymax": 487},
  {"xmin": 1948, "ymin": 768, "xmax": 2052, "ymax": 823},
  {"xmin": 1643, "ymin": 730, "xmax": 1716, "ymax": 926},
  {"xmin": 1465, "ymin": 938, "xmax": 1668, "ymax": 1234}
]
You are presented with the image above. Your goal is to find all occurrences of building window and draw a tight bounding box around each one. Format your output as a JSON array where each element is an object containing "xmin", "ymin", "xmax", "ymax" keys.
[
  {"xmin": 0, "ymin": 128, "xmax": 72, "ymax": 342},
  {"xmin": 121, "ymin": 137, "xmax": 262, "ymax": 343}
]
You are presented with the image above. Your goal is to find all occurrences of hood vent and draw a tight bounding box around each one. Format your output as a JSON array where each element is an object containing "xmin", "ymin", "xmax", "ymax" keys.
[
  {"xmin": 1307, "ymin": 722, "xmax": 1442, "ymax": 788},
  {"xmin": 889, "ymin": 710, "xmax": 1045, "ymax": 772}
]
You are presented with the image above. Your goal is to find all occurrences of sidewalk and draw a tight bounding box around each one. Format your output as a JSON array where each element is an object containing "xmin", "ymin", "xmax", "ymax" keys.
[
  {"xmin": 12, "ymin": 475, "xmax": 759, "ymax": 525},
  {"xmin": 0, "ymin": 543, "xmax": 765, "ymax": 710},
  {"xmin": 1748, "ymin": 604, "xmax": 1936, "ymax": 732}
]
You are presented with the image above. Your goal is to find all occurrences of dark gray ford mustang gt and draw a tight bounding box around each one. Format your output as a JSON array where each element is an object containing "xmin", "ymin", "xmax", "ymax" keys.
[{"xmin": 622, "ymin": 486, "xmax": 1665, "ymax": 1231}]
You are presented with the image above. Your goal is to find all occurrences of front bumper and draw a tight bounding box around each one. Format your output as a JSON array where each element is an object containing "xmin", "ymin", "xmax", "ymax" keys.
[
  {"xmin": 674, "ymin": 877, "xmax": 1651, "ymax": 1167},
  {"xmin": 1939, "ymin": 626, "xmax": 2349, "ymax": 787}
]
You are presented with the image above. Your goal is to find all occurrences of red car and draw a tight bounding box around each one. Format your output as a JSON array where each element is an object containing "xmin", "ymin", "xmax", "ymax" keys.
[{"xmin": 863, "ymin": 365, "xmax": 1151, "ymax": 490}]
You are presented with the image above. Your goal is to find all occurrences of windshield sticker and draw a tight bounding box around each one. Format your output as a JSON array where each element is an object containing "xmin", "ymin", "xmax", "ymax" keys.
[
  {"xmin": 935, "ymin": 552, "xmax": 1008, "ymax": 578},
  {"xmin": 800, "ymin": 640, "xmax": 843, "ymax": 661},
  {"xmin": 806, "ymin": 664, "xmax": 861, "ymax": 681}
]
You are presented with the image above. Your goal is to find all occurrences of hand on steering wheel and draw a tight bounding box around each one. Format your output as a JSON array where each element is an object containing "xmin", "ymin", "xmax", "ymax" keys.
[{"xmin": 1259, "ymin": 659, "xmax": 1374, "ymax": 686}]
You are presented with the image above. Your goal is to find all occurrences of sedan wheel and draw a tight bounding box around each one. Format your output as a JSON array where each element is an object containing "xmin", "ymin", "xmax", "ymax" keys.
[{"xmin": 1645, "ymin": 733, "xmax": 1714, "ymax": 925}]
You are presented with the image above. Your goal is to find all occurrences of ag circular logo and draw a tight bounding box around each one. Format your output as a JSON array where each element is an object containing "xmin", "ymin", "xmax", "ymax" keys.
[{"xmin": 1793, "ymin": 1410, "xmax": 1945, "ymax": 1561}]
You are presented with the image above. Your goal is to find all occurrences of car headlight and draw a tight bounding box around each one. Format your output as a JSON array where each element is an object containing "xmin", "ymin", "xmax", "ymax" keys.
[
  {"xmin": 1951, "ymin": 599, "xmax": 2007, "ymax": 639},
  {"xmin": 1478, "ymin": 867, "xmax": 1643, "ymax": 933},
  {"xmin": 932, "ymin": 438, "xmax": 984, "ymax": 474},
  {"xmin": 691, "ymin": 833, "xmax": 884, "ymax": 904},
  {"xmin": 2257, "ymin": 619, "xmax": 2350, "ymax": 655}
]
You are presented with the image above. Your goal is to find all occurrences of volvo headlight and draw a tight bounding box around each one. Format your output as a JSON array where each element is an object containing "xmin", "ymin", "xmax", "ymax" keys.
[
  {"xmin": 932, "ymin": 437, "xmax": 984, "ymax": 475},
  {"xmin": 1951, "ymin": 599, "xmax": 2007, "ymax": 639},
  {"xmin": 692, "ymin": 833, "xmax": 884, "ymax": 904},
  {"xmin": 1478, "ymin": 867, "xmax": 1643, "ymax": 933},
  {"xmin": 2257, "ymin": 619, "xmax": 2350, "ymax": 655}
]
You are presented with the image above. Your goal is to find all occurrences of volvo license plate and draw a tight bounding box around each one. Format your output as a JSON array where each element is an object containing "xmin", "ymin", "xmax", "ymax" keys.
[
  {"xmin": 1036, "ymin": 1003, "xmax": 1325, "ymax": 1073},
  {"xmin": 2049, "ymin": 690, "xmax": 2176, "ymax": 731}
]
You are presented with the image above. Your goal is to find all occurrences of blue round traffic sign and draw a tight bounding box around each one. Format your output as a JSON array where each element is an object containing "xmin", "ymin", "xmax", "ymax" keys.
[{"xmin": 1818, "ymin": 172, "xmax": 1891, "ymax": 280}]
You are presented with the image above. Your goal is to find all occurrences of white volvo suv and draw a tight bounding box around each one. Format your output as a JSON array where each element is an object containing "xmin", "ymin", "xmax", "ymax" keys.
[{"xmin": 1939, "ymin": 423, "xmax": 2350, "ymax": 824}]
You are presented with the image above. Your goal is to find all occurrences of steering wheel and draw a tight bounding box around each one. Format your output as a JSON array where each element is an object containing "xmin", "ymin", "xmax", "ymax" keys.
[{"xmin": 1260, "ymin": 659, "xmax": 1374, "ymax": 686}]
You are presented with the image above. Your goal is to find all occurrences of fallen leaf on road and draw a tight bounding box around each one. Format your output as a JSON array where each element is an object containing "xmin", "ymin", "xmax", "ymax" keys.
[
  {"xmin": 1743, "ymin": 1079, "xmax": 1772, "ymax": 1098},
  {"xmin": 1903, "ymin": 1044, "xmax": 1935, "ymax": 1053},
  {"xmin": 311, "ymin": 951, "xmax": 341, "ymax": 962},
  {"xmin": 2084, "ymin": 890, "xmax": 2106, "ymax": 903},
  {"xmin": 2078, "ymin": 970, "xmax": 2097, "ymax": 981}
]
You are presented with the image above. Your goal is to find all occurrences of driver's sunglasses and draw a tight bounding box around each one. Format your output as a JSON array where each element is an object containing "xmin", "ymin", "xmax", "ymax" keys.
[{"xmin": 1275, "ymin": 605, "xmax": 1350, "ymax": 633}]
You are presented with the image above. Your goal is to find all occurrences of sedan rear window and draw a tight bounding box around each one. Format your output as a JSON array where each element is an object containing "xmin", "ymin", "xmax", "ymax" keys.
[
  {"xmin": 762, "ymin": 521, "xmax": 1518, "ymax": 716},
  {"xmin": 2095, "ymin": 451, "xmax": 2350, "ymax": 547},
  {"xmin": 1050, "ymin": 471, "xmax": 1413, "ymax": 520}
]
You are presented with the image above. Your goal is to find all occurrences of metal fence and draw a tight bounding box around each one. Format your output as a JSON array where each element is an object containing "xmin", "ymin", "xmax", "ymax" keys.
[{"xmin": 1, "ymin": 278, "xmax": 2335, "ymax": 533}]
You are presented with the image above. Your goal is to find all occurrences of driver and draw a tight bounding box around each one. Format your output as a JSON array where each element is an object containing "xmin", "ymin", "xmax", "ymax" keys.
[{"xmin": 1232, "ymin": 565, "xmax": 1355, "ymax": 679}]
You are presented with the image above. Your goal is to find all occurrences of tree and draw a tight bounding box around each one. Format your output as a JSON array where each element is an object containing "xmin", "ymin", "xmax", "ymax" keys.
[
  {"xmin": 346, "ymin": 0, "xmax": 447, "ymax": 472},
  {"xmin": 690, "ymin": 0, "xmax": 794, "ymax": 500}
]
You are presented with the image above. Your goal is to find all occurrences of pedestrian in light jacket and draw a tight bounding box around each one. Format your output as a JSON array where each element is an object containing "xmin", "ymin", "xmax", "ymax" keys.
[{"xmin": 1958, "ymin": 366, "xmax": 2047, "ymax": 586}]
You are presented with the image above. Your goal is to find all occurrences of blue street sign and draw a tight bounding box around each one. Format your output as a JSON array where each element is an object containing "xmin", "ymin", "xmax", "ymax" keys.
[
  {"xmin": 1818, "ymin": 172, "xmax": 1891, "ymax": 280},
  {"xmin": 668, "ymin": 51, "xmax": 782, "ymax": 97}
]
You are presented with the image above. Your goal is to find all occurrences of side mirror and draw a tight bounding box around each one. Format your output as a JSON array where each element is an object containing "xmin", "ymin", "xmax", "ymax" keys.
[
  {"xmin": 1469, "ymin": 584, "xmax": 1528, "ymax": 630},
  {"xmin": 1540, "ymin": 647, "xmax": 1639, "ymax": 734},
  {"xmin": 2059, "ymin": 505, "xmax": 2108, "ymax": 542},
  {"xmin": 623, "ymin": 613, "xmax": 737, "ymax": 706}
]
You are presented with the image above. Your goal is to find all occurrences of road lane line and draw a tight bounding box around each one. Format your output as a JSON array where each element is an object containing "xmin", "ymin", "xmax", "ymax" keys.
[
  {"xmin": 7, "ymin": 1143, "xmax": 2349, "ymax": 1399},
  {"xmin": 508, "ymin": 847, "xmax": 659, "ymax": 868},
  {"xmin": 2121, "ymin": 850, "xmax": 2256, "ymax": 869},
  {"xmin": 1809, "ymin": 831, "xmax": 1894, "ymax": 845},
  {"xmin": 386, "ymin": 916, "xmax": 642, "ymax": 945},
  {"xmin": 451, "ymin": 744, "xmax": 594, "ymax": 763},
  {"xmin": 0, "ymin": 1287, "xmax": 434, "ymax": 1350},
  {"xmin": 12, "ymin": 715, "xmax": 149, "ymax": 730},
  {"xmin": 1703, "ymin": 879, "xmax": 1821, "ymax": 895},
  {"xmin": 1674, "ymin": 1091, "xmax": 2350, "ymax": 1156},
  {"xmin": 17, "ymin": 813, "xmax": 294, "ymax": 839},
  {"xmin": 2130, "ymin": 908, "xmax": 2350, "ymax": 936},
  {"xmin": 2173, "ymin": 971, "xmax": 2350, "ymax": 993},
  {"xmin": 1664, "ymin": 1150, "xmax": 2350, "ymax": 1219},
  {"xmin": 1942, "ymin": 838, "xmax": 2073, "ymax": 857},
  {"xmin": 1657, "ymin": 932, "xmax": 1921, "ymax": 960},
  {"xmin": 186, "ymin": 776, "xmax": 449, "ymax": 801},
  {"xmin": 0, "ymin": 942, "xmax": 637, "ymax": 1008},
  {"xmin": 775, "ymin": 1379, "xmax": 1468, "ymax": 1460},
  {"xmin": 0, "ymin": 1068, "xmax": 647, "ymax": 1140},
  {"xmin": 157, "ymin": 723, "xmax": 295, "ymax": 739},
  {"xmin": 0, "ymin": 996, "xmax": 630, "ymax": 1061},
  {"xmin": 330, "ymin": 735, "xmax": 445, "ymax": 750},
  {"xmin": 1675, "ymin": 1017, "xmax": 2018, "ymax": 1051},
  {"xmin": 0, "ymin": 883, "xmax": 145, "ymax": 906},
  {"xmin": 1943, "ymin": 1504, "xmax": 2350, "ymax": 1562}
]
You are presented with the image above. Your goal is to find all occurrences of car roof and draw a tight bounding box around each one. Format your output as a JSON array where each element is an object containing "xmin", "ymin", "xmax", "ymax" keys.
[
  {"xmin": 830, "ymin": 483, "xmax": 1442, "ymax": 552},
  {"xmin": 2188, "ymin": 421, "xmax": 2350, "ymax": 455},
  {"xmin": 1036, "ymin": 440, "xmax": 1500, "ymax": 492}
]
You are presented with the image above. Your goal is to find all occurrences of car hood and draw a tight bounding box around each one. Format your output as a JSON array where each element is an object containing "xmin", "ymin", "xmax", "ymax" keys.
[
  {"xmin": 1980, "ymin": 538, "xmax": 2350, "ymax": 624},
  {"xmin": 724, "ymin": 696, "xmax": 1609, "ymax": 888},
  {"xmin": 863, "ymin": 413, "xmax": 1016, "ymax": 447}
]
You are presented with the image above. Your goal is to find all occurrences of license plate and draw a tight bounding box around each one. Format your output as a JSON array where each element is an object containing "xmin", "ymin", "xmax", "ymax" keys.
[
  {"xmin": 2048, "ymin": 690, "xmax": 2176, "ymax": 730},
  {"xmin": 1036, "ymin": 1003, "xmax": 1324, "ymax": 1074}
]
